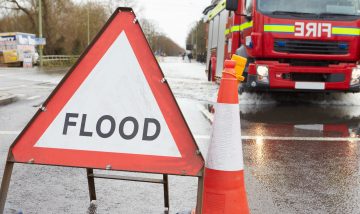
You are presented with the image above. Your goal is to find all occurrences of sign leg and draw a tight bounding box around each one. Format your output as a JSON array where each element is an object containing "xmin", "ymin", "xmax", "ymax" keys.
[
  {"xmin": 0, "ymin": 161, "xmax": 14, "ymax": 213},
  {"xmin": 163, "ymin": 174, "xmax": 169, "ymax": 214},
  {"xmin": 195, "ymin": 175, "xmax": 204, "ymax": 214},
  {"xmin": 86, "ymin": 168, "xmax": 97, "ymax": 201}
]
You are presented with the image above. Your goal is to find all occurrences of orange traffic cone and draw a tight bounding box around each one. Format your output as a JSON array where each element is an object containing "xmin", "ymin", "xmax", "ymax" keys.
[{"xmin": 201, "ymin": 59, "xmax": 249, "ymax": 214}]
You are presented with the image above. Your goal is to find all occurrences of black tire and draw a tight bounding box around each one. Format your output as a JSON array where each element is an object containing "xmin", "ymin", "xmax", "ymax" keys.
[
  {"xmin": 243, "ymin": 57, "xmax": 253, "ymax": 82},
  {"xmin": 235, "ymin": 46, "xmax": 252, "ymax": 82},
  {"xmin": 238, "ymin": 57, "xmax": 253, "ymax": 94},
  {"xmin": 207, "ymin": 62, "xmax": 212, "ymax": 82}
]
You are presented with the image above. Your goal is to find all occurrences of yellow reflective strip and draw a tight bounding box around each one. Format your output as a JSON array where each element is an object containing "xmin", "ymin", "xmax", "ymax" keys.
[
  {"xmin": 239, "ymin": 21, "xmax": 253, "ymax": 31},
  {"xmin": 332, "ymin": 27, "xmax": 360, "ymax": 36},
  {"xmin": 264, "ymin": 25, "xmax": 295, "ymax": 33},
  {"xmin": 225, "ymin": 29, "xmax": 230, "ymax": 35},
  {"xmin": 208, "ymin": 0, "xmax": 226, "ymax": 20},
  {"xmin": 231, "ymin": 25, "xmax": 240, "ymax": 32},
  {"xmin": 230, "ymin": 21, "xmax": 253, "ymax": 33}
]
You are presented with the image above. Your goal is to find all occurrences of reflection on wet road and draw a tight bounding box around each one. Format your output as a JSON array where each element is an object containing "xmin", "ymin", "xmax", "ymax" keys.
[
  {"xmin": 204, "ymin": 102, "xmax": 360, "ymax": 213},
  {"xmin": 241, "ymin": 104, "xmax": 360, "ymax": 213},
  {"xmin": 245, "ymin": 139, "xmax": 359, "ymax": 213},
  {"xmin": 241, "ymin": 105, "xmax": 360, "ymax": 139}
]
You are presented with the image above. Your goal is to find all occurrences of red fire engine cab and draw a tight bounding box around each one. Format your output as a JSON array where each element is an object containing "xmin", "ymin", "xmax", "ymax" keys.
[{"xmin": 204, "ymin": 0, "xmax": 360, "ymax": 93}]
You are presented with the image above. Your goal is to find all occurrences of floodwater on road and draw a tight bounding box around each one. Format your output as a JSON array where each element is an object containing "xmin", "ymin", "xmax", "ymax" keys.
[
  {"xmin": 162, "ymin": 57, "xmax": 360, "ymax": 213},
  {"xmin": 1, "ymin": 57, "xmax": 360, "ymax": 213},
  {"xmin": 202, "ymin": 98, "xmax": 360, "ymax": 213},
  {"xmin": 240, "ymin": 103, "xmax": 360, "ymax": 213}
]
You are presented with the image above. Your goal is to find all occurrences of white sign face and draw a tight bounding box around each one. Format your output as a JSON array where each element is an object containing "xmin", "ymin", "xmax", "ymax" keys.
[{"xmin": 35, "ymin": 32, "xmax": 181, "ymax": 157}]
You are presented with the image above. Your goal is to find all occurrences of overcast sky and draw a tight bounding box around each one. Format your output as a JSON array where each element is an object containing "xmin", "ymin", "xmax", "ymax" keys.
[
  {"xmin": 135, "ymin": 0, "xmax": 210, "ymax": 48},
  {"xmin": 74, "ymin": 0, "xmax": 211, "ymax": 47}
]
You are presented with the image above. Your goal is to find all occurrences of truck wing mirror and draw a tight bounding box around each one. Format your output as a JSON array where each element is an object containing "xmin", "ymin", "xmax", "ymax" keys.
[
  {"xmin": 226, "ymin": 0, "xmax": 238, "ymax": 11},
  {"xmin": 245, "ymin": 14, "xmax": 252, "ymax": 21}
]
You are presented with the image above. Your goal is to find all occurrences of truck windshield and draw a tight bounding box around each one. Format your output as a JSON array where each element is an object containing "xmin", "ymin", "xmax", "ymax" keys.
[{"xmin": 257, "ymin": 0, "xmax": 360, "ymax": 17}]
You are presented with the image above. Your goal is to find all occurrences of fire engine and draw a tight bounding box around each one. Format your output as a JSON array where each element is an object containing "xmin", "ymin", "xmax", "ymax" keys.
[{"xmin": 204, "ymin": 0, "xmax": 360, "ymax": 92}]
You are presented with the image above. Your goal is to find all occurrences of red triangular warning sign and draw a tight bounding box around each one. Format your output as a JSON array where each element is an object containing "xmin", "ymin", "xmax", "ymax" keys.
[{"xmin": 9, "ymin": 8, "xmax": 203, "ymax": 176}]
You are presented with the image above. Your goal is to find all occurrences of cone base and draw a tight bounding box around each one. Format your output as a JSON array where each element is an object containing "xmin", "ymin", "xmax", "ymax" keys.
[{"xmin": 202, "ymin": 168, "xmax": 249, "ymax": 214}]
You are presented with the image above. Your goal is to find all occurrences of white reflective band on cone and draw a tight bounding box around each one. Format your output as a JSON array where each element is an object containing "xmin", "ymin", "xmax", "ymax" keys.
[{"xmin": 206, "ymin": 103, "xmax": 244, "ymax": 171}]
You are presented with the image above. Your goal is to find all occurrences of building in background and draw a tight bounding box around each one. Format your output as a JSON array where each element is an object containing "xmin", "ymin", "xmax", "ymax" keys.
[{"xmin": 0, "ymin": 32, "xmax": 44, "ymax": 66}]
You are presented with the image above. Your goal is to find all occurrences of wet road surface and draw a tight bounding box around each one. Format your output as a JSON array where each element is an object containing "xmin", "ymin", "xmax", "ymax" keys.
[
  {"xmin": 240, "ymin": 104, "xmax": 360, "ymax": 213},
  {"xmin": 201, "ymin": 101, "xmax": 360, "ymax": 213},
  {"xmin": 1, "ymin": 59, "xmax": 360, "ymax": 213}
]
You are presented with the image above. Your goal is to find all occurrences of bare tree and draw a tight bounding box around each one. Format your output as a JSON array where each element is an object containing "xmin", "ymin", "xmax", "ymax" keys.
[
  {"xmin": 0, "ymin": 0, "xmax": 108, "ymax": 54},
  {"xmin": 0, "ymin": 0, "xmax": 181, "ymax": 56},
  {"xmin": 0, "ymin": 0, "xmax": 36, "ymax": 29},
  {"xmin": 186, "ymin": 19, "xmax": 207, "ymax": 61},
  {"xmin": 140, "ymin": 19, "xmax": 160, "ymax": 51}
]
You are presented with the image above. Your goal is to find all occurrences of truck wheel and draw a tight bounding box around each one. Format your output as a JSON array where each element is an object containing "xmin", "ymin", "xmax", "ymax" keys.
[
  {"xmin": 238, "ymin": 57, "xmax": 253, "ymax": 94},
  {"xmin": 235, "ymin": 46, "xmax": 252, "ymax": 82},
  {"xmin": 243, "ymin": 57, "xmax": 253, "ymax": 82},
  {"xmin": 207, "ymin": 62, "xmax": 212, "ymax": 82}
]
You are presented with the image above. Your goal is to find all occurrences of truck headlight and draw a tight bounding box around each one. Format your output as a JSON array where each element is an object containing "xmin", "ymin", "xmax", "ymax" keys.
[
  {"xmin": 351, "ymin": 67, "xmax": 360, "ymax": 85},
  {"xmin": 256, "ymin": 65, "xmax": 269, "ymax": 83},
  {"xmin": 257, "ymin": 65, "xmax": 268, "ymax": 76}
]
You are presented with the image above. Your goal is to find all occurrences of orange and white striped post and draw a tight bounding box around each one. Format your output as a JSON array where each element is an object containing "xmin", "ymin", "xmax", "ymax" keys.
[{"xmin": 201, "ymin": 57, "xmax": 249, "ymax": 214}]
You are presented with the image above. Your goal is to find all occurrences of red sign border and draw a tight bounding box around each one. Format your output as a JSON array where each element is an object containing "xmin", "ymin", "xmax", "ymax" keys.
[{"xmin": 9, "ymin": 8, "xmax": 204, "ymax": 176}]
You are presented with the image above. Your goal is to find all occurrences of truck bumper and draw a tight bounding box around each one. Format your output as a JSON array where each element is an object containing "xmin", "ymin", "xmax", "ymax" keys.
[{"xmin": 242, "ymin": 61, "xmax": 360, "ymax": 93}]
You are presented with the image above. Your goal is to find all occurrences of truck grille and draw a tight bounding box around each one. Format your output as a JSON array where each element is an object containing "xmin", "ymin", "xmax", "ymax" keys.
[
  {"xmin": 274, "ymin": 39, "xmax": 349, "ymax": 55},
  {"xmin": 284, "ymin": 73, "xmax": 345, "ymax": 82}
]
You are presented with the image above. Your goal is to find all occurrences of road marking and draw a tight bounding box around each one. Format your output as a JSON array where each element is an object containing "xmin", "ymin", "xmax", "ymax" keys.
[
  {"xmin": 0, "ymin": 85, "xmax": 27, "ymax": 91},
  {"xmin": 0, "ymin": 83, "xmax": 55, "ymax": 92},
  {"xmin": 197, "ymin": 104, "xmax": 214, "ymax": 122},
  {"xmin": 194, "ymin": 135, "xmax": 360, "ymax": 142},
  {"xmin": 194, "ymin": 135, "xmax": 211, "ymax": 139},
  {"xmin": 0, "ymin": 131, "xmax": 20, "ymax": 135},
  {"xmin": 0, "ymin": 70, "xmax": 37, "ymax": 76},
  {"xmin": 0, "ymin": 73, "xmax": 27, "ymax": 77},
  {"xmin": 14, "ymin": 94, "xmax": 26, "ymax": 98},
  {"xmin": 195, "ymin": 105, "xmax": 360, "ymax": 142},
  {"xmin": 1, "ymin": 132, "xmax": 358, "ymax": 142},
  {"xmin": 30, "ymin": 85, "xmax": 56, "ymax": 89},
  {"xmin": 26, "ymin": 95, "xmax": 42, "ymax": 100}
]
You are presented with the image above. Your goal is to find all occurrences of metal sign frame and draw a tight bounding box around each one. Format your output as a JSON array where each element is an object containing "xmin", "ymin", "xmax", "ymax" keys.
[{"xmin": 0, "ymin": 153, "xmax": 204, "ymax": 213}]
